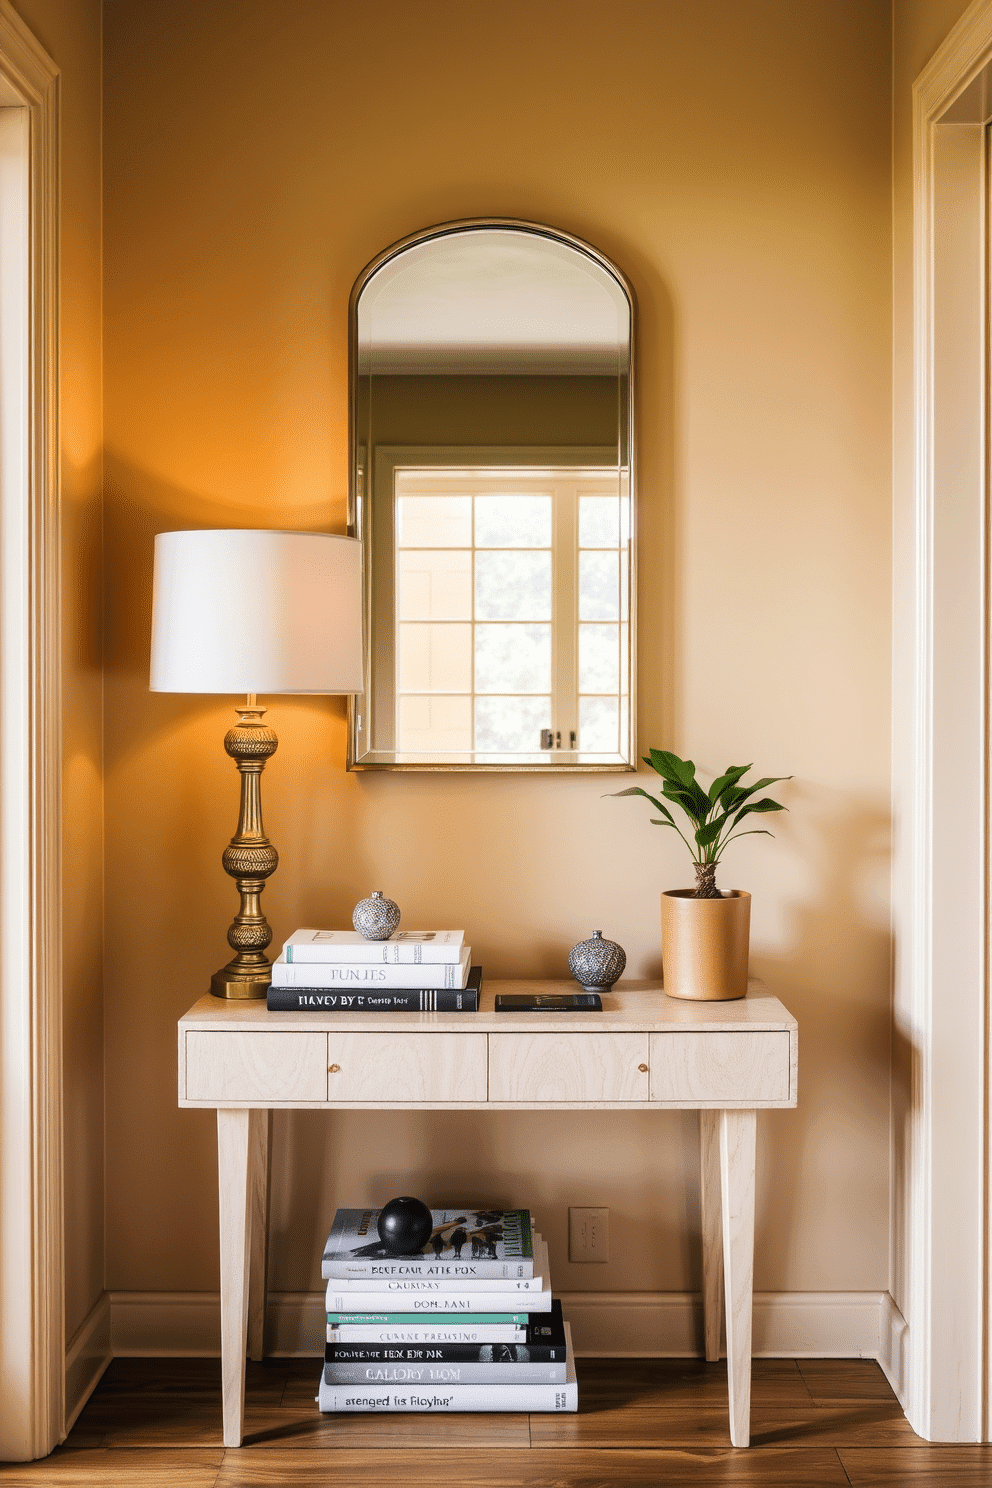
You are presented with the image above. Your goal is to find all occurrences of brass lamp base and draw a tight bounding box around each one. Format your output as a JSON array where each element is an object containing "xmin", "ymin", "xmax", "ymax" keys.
[
  {"xmin": 210, "ymin": 968, "xmax": 273, "ymax": 1001},
  {"xmin": 210, "ymin": 702, "xmax": 279, "ymax": 1000}
]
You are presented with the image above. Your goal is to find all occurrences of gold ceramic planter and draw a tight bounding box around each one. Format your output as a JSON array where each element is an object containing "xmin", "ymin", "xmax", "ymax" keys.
[{"xmin": 660, "ymin": 889, "xmax": 751, "ymax": 1001}]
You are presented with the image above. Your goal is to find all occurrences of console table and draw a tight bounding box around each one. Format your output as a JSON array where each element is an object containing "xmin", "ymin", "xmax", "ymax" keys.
[{"xmin": 178, "ymin": 978, "xmax": 797, "ymax": 1448}]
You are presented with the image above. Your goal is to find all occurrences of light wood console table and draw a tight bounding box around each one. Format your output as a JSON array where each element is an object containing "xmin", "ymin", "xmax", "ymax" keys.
[{"xmin": 178, "ymin": 978, "xmax": 797, "ymax": 1448}]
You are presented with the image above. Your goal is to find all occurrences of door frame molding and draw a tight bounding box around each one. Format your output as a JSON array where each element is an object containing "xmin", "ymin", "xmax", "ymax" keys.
[
  {"xmin": 0, "ymin": 0, "xmax": 62, "ymax": 1462},
  {"xmin": 905, "ymin": 0, "xmax": 992, "ymax": 1443}
]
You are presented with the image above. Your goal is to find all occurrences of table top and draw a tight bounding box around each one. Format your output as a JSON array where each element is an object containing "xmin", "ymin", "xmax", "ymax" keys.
[{"xmin": 179, "ymin": 977, "xmax": 795, "ymax": 1035}]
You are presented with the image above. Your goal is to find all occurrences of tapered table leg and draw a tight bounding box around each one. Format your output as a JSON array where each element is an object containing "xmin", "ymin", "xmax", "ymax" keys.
[
  {"xmin": 247, "ymin": 1110, "xmax": 270, "ymax": 1362},
  {"xmin": 719, "ymin": 1108, "xmax": 757, "ymax": 1448},
  {"xmin": 699, "ymin": 1109, "xmax": 723, "ymax": 1362},
  {"xmin": 218, "ymin": 1108, "xmax": 263, "ymax": 1448}
]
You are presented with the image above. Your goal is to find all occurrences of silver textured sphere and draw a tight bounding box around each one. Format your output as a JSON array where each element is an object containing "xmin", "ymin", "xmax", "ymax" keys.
[
  {"xmin": 352, "ymin": 890, "xmax": 401, "ymax": 941},
  {"xmin": 568, "ymin": 930, "xmax": 626, "ymax": 992}
]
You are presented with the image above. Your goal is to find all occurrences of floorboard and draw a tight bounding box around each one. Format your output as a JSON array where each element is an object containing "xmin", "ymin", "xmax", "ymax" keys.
[
  {"xmin": 4, "ymin": 1357, "xmax": 992, "ymax": 1488},
  {"xmin": 212, "ymin": 1445, "xmax": 851, "ymax": 1487},
  {"xmin": 0, "ymin": 1448, "xmax": 224, "ymax": 1487},
  {"xmin": 839, "ymin": 1446, "xmax": 992, "ymax": 1485}
]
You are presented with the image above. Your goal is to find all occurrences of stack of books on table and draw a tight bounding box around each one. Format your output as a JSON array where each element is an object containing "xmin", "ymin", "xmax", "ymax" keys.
[
  {"xmin": 316, "ymin": 1207, "xmax": 577, "ymax": 1413},
  {"xmin": 266, "ymin": 929, "xmax": 481, "ymax": 1012}
]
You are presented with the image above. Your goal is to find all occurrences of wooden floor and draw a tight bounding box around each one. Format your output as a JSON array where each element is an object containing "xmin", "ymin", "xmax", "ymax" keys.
[{"xmin": 2, "ymin": 1356, "xmax": 991, "ymax": 1486}]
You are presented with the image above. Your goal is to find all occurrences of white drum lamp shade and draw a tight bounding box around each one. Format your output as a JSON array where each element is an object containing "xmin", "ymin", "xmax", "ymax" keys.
[{"xmin": 150, "ymin": 529, "xmax": 364, "ymax": 695}]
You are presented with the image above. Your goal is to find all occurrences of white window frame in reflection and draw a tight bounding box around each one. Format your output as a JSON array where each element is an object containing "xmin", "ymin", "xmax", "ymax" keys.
[{"xmin": 389, "ymin": 455, "xmax": 631, "ymax": 764}]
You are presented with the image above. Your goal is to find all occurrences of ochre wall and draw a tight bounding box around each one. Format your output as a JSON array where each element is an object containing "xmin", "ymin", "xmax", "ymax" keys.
[
  {"xmin": 11, "ymin": 0, "xmax": 105, "ymax": 1344},
  {"xmin": 890, "ymin": 0, "xmax": 975, "ymax": 1329},
  {"xmin": 102, "ymin": 0, "xmax": 893, "ymax": 1299}
]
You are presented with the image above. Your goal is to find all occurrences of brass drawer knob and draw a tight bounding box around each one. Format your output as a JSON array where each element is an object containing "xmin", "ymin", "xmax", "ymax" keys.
[
  {"xmin": 638, "ymin": 1063, "xmax": 649, "ymax": 1073},
  {"xmin": 328, "ymin": 1063, "xmax": 341, "ymax": 1073}
]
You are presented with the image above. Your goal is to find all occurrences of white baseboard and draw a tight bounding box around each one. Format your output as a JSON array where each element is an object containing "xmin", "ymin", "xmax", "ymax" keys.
[
  {"xmin": 877, "ymin": 1290, "xmax": 909, "ymax": 1406},
  {"xmin": 64, "ymin": 1293, "xmax": 111, "ymax": 1432},
  {"xmin": 566, "ymin": 1289, "xmax": 891, "ymax": 1358},
  {"xmin": 108, "ymin": 1288, "xmax": 895, "ymax": 1361}
]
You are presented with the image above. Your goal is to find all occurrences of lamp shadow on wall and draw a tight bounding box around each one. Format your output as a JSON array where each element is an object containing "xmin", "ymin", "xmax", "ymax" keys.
[
  {"xmin": 102, "ymin": 453, "xmax": 374, "ymax": 1286},
  {"xmin": 749, "ymin": 786, "xmax": 892, "ymax": 1291}
]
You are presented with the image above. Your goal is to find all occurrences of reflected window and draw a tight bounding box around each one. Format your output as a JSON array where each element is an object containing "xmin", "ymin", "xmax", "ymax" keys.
[{"xmin": 393, "ymin": 464, "xmax": 629, "ymax": 763}]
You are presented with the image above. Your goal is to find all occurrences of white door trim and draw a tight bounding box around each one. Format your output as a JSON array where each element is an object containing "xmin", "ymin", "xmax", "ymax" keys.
[
  {"xmin": 0, "ymin": 0, "xmax": 62, "ymax": 1462},
  {"xmin": 905, "ymin": 0, "xmax": 992, "ymax": 1443}
]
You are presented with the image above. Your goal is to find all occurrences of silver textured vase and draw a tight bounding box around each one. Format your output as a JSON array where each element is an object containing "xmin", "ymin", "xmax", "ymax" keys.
[
  {"xmin": 568, "ymin": 930, "xmax": 626, "ymax": 992},
  {"xmin": 352, "ymin": 890, "xmax": 401, "ymax": 941}
]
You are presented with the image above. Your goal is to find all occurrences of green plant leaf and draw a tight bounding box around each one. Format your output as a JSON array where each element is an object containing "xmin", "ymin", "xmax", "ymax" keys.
[
  {"xmin": 659, "ymin": 785, "xmax": 707, "ymax": 829},
  {"xmin": 605, "ymin": 785, "xmax": 672, "ymax": 820},
  {"xmin": 728, "ymin": 775, "xmax": 791, "ymax": 807},
  {"xmin": 694, "ymin": 819, "xmax": 724, "ymax": 847},
  {"xmin": 647, "ymin": 751, "xmax": 712, "ymax": 815},
  {"xmin": 732, "ymin": 798, "xmax": 787, "ymax": 828},
  {"xmin": 720, "ymin": 785, "xmax": 749, "ymax": 812},
  {"xmin": 645, "ymin": 748, "xmax": 698, "ymax": 788},
  {"xmin": 716, "ymin": 828, "xmax": 776, "ymax": 853},
  {"xmin": 708, "ymin": 764, "xmax": 751, "ymax": 805}
]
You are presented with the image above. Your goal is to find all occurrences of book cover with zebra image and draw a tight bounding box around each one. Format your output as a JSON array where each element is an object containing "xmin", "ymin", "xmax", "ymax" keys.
[{"xmin": 322, "ymin": 1207, "xmax": 534, "ymax": 1280}]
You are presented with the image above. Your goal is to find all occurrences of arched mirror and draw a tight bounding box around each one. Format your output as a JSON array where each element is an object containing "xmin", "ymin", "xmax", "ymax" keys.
[{"xmin": 347, "ymin": 220, "xmax": 635, "ymax": 770}]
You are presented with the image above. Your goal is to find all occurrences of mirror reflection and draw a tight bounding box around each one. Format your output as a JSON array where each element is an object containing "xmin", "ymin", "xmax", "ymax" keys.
[{"xmin": 348, "ymin": 222, "xmax": 635, "ymax": 770}]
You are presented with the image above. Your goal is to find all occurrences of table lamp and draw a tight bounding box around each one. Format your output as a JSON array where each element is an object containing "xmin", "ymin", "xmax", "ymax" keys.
[{"xmin": 150, "ymin": 528, "xmax": 364, "ymax": 999}]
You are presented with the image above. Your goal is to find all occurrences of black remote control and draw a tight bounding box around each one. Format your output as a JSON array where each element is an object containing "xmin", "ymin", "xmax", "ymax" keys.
[{"xmin": 494, "ymin": 993, "xmax": 603, "ymax": 1012}]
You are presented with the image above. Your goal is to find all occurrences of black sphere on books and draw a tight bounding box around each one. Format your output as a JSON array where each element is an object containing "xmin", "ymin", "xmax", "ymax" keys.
[{"xmin": 377, "ymin": 1196, "xmax": 433, "ymax": 1255}]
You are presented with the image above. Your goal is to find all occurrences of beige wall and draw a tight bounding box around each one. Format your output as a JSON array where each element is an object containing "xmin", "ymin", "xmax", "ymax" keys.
[
  {"xmin": 10, "ymin": 0, "xmax": 104, "ymax": 1343},
  {"xmin": 102, "ymin": 0, "xmax": 893, "ymax": 1298},
  {"xmin": 890, "ymin": 0, "xmax": 975, "ymax": 1327}
]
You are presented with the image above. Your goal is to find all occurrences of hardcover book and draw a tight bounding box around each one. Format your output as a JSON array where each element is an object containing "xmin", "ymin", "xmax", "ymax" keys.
[
  {"xmin": 271, "ymin": 946, "xmax": 471, "ymax": 990},
  {"xmin": 325, "ymin": 1285, "xmax": 552, "ymax": 1316},
  {"xmin": 322, "ymin": 1205, "xmax": 533, "ymax": 1280},
  {"xmin": 328, "ymin": 1239, "xmax": 544, "ymax": 1294},
  {"xmin": 267, "ymin": 968, "xmax": 482, "ymax": 1014},
  {"xmin": 322, "ymin": 1358, "xmax": 567, "ymax": 1385},
  {"xmin": 325, "ymin": 1299, "xmax": 566, "ymax": 1357},
  {"xmin": 325, "ymin": 1315, "xmax": 532, "ymax": 1344},
  {"xmin": 316, "ymin": 1325, "xmax": 577, "ymax": 1412},
  {"xmin": 284, "ymin": 929, "xmax": 465, "ymax": 965},
  {"xmin": 324, "ymin": 1237, "xmax": 551, "ymax": 1314}
]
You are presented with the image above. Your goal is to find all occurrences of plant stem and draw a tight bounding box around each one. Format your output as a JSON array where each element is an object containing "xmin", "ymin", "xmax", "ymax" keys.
[{"xmin": 693, "ymin": 861, "xmax": 720, "ymax": 899}]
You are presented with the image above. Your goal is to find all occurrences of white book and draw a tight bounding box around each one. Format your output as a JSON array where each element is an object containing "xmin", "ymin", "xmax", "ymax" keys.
[
  {"xmin": 326, "ymin": 1320, "xmax": 529, "ymax": 1344},
  {"xmin": 317, "ymin": 1325, "xmax": 577, "ymax": 1412},
  {"xmin": 284, "ymin": 929, "xmax": 465, "ymax": 965},
  {"xmin": 329, "ymin": 1236, "xmax": 548, "ymax": 1297},
  {"xmin": 271, "ymin": 946, "xmax": 471, "ymax": 990},
  {"xmin": 325, "ymin": 1277, "xmax": 552, "ymax": 1315}
]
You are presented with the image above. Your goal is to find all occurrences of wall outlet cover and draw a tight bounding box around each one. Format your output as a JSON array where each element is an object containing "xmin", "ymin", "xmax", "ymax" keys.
[{"xmin": 568, "ymin": 1206, "xmax": 609, "ymax": 1263}]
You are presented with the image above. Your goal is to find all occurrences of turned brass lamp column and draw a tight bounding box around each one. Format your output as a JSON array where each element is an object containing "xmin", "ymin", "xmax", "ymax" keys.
[
  {"xmin": 149, "ymin": 528, "xmax": 365, "ymax": 1001},
  {"xmin": 211, "ymin": 699, "xmax": 280, "ymax": 1000}
]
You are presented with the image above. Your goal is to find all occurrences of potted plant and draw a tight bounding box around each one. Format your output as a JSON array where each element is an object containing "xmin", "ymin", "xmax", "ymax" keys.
[{"xmin": 610, "ymin": 750, "xmax": 789, "ymax": 1000}]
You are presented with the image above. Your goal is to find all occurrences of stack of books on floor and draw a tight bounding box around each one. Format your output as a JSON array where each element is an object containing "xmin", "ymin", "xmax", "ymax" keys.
[
  {"xmin": 267, "ymin": 929, "xmax": 481, "ymax": 1012},
  {"xmin": 316, "ymin": 1207, "xmax": 577, "ymax": 1413}
]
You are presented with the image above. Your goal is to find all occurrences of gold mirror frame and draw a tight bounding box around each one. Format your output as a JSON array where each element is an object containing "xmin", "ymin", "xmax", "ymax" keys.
[{"xmin": 346, "ymin": 218, "xmax": 636, "ymax": 772}]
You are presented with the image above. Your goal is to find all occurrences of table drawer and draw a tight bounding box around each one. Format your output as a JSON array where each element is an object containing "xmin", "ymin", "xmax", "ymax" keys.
[
  {"xmin": 649, "ymin": 1030, "xmax": 791, "ymax": 1103},
  {"xmin": 185, "ymin": 1031, "xmax": 328, "ymax": 1103},
  {"xmin": 326, "ymin": 1033, "xmax": 488, "ymax": 1102},
  {"xmin": 489, "ymin": 1033, "xmax": 650, "ymax": 1102}
]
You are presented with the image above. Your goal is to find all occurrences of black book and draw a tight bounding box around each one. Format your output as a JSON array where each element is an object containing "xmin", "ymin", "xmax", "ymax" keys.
[
  {"xmin": 267, "ymin": 966, "xmax": 482, "ymax": 1013},
  {"xmin": 325, "ymin": 1300, "xmax": 567, "ymax": 1365}
]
